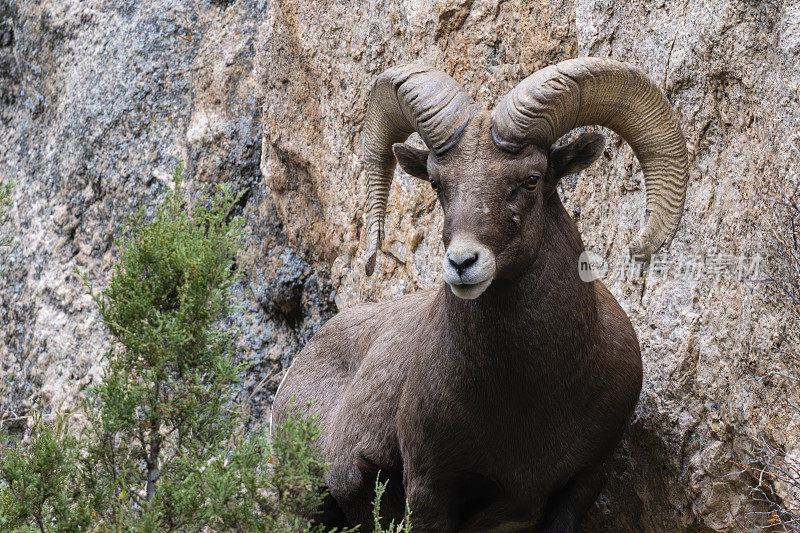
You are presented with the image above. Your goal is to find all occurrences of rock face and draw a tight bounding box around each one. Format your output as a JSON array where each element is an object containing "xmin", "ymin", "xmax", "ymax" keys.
[
  {"xmin": 0, "ymin": 0, "xmax": 335, "ymax": 429},
  {"xmin": 1, "ymin": 0, "xmax": 797, "ymax": 530}
]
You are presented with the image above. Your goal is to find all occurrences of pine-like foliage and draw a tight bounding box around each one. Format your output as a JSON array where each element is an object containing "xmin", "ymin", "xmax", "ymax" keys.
[
  {"xmin": 0, "ymin": 411, "xmax": 92, "ymax": 532},
  {"xmin": 0, "ymin": 164, "xmax": 346, "ymax": 531},
  {"xmin": 372, "ymin": 477, "xmax": 412, "ymax": 533},
  {"xmin": 80, "ymin": 162, "xmax": 251, "ymax": 529}
]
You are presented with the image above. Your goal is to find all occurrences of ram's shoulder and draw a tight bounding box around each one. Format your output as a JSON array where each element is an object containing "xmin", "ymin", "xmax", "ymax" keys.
[{"xmin": 273, "ymin": 288, "xmax": 438, "ymax": 426}]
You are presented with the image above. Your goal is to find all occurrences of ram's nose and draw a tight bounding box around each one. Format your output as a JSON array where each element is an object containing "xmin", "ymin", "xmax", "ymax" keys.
[
  {"xmin": 442, "ymin": 235, "xmax": 497, "ymax": 299},
  {"xmin": 448, "ymin": 251, "xmax": 479, "ymax": 276}
]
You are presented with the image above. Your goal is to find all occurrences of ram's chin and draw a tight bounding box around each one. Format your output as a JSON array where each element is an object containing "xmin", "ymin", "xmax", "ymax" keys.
[{"xmin": 447, "ymin": 278, "xmax": 492, "ymax": 299}]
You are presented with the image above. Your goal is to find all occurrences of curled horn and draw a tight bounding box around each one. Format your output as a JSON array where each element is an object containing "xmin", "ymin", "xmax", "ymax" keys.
[
  {"xmin": 491, "ymin": 57, "xmax": 689, "ymax": 259},
  {"xmin": 362, "ymin": 65, "xmax": 478, "ymax": 275}
]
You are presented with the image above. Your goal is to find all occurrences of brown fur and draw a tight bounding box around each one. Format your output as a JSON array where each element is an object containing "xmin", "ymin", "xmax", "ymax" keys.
[{"xmin": 273, "ymin": 113, "xmax": 643, "ymax": 532}]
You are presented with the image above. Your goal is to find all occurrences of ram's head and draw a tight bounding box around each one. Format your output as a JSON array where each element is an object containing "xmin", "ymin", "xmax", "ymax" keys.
[{"xmin": 362, "ymin": 59, "xmax": 689, "ymax": 299}]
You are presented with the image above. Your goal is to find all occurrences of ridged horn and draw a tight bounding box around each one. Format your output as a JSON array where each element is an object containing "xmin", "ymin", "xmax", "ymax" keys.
[
  {"xmin": 363, "ymin": 64, "xmax": 478, "ymax": 275},
  {"xmin": 491, "ymin": 57, "xmax": 688, "ymax": 259}
]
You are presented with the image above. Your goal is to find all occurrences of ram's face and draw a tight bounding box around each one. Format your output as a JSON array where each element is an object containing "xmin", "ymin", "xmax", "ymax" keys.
[{"xmin": 393, "ymin": 113, "xmax": 605, "ymax": 299}]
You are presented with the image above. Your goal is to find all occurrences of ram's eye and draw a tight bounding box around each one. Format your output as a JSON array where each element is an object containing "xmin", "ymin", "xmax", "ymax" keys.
[
  {"xmin": 523, "ymin": 176, "xmax": 539, "ymax": 191},
  {"xmin": 430, "ymin": 180, "xmax": 440, "ymax": 192}
]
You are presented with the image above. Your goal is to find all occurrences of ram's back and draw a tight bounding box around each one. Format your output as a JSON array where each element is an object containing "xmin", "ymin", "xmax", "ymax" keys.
[{"xmin": 272, "ymin": 288, "xmax": 438, "ymax": 449}]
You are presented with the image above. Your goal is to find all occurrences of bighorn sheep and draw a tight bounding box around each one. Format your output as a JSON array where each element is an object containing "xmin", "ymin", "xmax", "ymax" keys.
[{"xmin": 273, "ymin": 57, "xmax": 688, "ymax": 531}]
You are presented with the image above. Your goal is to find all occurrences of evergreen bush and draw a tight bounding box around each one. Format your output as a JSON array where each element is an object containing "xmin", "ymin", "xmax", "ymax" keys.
[{"xmin": 0, "ymin": 164, "xmax": 365, "ymax": 531}]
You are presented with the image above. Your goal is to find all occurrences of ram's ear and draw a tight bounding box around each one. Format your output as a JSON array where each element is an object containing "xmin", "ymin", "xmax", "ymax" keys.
[
  {"xmin": 548, "ymin": 132, "xmax": 606, "ymax": 183},
  {"xmin": 392, "ymin": 143, "xmax": 430, "ymax": 180}
]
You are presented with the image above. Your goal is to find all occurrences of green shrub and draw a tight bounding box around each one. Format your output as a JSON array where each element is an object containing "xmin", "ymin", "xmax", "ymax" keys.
[
  {"xmin": 79, "ymin": 161, "xmax": 251, "ymax": 530},
  {"xmin": 1, "ymin": 164, "xmax": 324, "ymax": 531},
  {"xmin": 0, "ymin": 163, "xmax": 410, "ymax": 531},
  {"xmin": 0, "ymin": 411, "xmax": 92, "ymax": 532},
  {"xmin": 0, "ymin": 406, "xmax": 343, "ymax": 532}
]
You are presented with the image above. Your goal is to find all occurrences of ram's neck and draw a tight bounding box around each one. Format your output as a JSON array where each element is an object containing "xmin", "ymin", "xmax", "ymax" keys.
[{"xmin": 438, "ymin": 195, "xmax": 598, "ymax": 369}]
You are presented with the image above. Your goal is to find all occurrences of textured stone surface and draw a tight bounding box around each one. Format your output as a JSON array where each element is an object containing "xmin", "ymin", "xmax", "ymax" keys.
[
  {"xmin": 1, "ymin": 0, "xmax": 798, "ymax": 530},
  {"xmin": 0, "ymin": 0, "xmax": 336, "ymax": 430}
]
